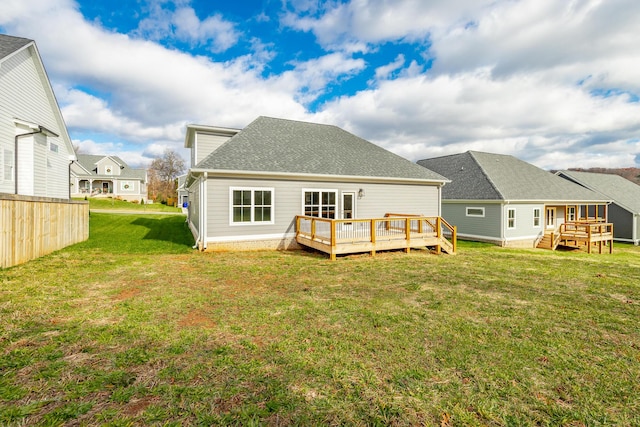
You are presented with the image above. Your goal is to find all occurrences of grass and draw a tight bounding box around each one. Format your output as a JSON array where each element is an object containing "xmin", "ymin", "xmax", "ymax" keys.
[
  {"xmin": 73, "ymin": 197, "xmax": 183, "ymax": 213},
  {"xmin": 1, "ymin": 215, "xmax": 639, "ymax": 426}
]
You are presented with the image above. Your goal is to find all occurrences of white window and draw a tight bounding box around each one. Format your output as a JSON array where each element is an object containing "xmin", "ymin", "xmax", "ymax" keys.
[
  {"xmin": 230, "ymin": 188, "xmax": 274, "ymax": 224},
  {"xmin": 49, "ymin": 142, "xmax": 59, "ymax": 153},
  {"xmin": 466, "ymin": 207, "xmax": 485, "ymax": 217},
  {"xmin": 533, "ymin": 208, "xmax": 541, "ymax": 227},
  {"xmin": 303, "ymin": 190, "xmax": 337, "ymax": 218},
  {"xmin": 567, "ymin": 206, "xmax": 576, "ymax": 222},
  {"xmin": 507, "ymin": 208, "xmax": 516, "ymax": 229},
  {"xmin": 3, "ymin": 149, "xmax": 13, "ymax": 181}
]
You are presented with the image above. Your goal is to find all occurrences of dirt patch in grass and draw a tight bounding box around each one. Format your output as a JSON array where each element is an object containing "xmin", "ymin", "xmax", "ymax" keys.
[
  {"xmin": 113, "ymin": 287, "xmax": 141, "ymax": 301},
  {"xmin": 178, "ymin": 309, "xmax": 217, "ymax": 329}
]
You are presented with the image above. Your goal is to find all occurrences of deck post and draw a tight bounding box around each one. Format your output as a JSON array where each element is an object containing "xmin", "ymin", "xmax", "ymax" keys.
[
  {"xmin": 370, "ymin": 219, "xmax": 376, "ymax": 256},
  {"xmin": 330, "ymin": 220, "xmax": 337, "ymax": 261},
  {"xmin": 405, "ymin": 217, "xmax": 411, "ymax": 253},
  {"xmin": 435, "ymin": 217, "xmax": 442, "ymax": 254},
  {"xmin": 311, "ymin": 218, "xmax": 316, "ymax": 240}
]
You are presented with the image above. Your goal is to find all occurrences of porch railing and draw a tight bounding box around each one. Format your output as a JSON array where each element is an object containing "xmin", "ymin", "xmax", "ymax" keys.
[{"xmin": 295, "ymin": 214, "xmax": 456, "ymax": 260}]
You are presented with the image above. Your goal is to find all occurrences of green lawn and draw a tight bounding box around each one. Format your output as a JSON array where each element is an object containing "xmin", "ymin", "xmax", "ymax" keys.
[
  {"xmin": 73, "ymin": 197, "xmax": 183, "ymax": 213},
  {"xmin": 1, "ymin": 215, "xmax": 639, "ymax": 426}
]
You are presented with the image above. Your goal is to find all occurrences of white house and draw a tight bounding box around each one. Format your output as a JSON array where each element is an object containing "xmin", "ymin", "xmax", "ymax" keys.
[
  {"xmin": 184, "ymin": 116, "xmax": 451, "ymax": 254},
  {"xmin": 70, "ymin": 154, "xmax": 148, "ymax": 202},
  {"xmin": 0, "ymin": 34, "xmax": 76, "ymax": 199}
]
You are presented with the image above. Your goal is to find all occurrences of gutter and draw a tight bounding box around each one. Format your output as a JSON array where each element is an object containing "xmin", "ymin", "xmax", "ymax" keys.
[{"xmin": 14, "ymin": 125, "xmax": 59, "ymax": 195}]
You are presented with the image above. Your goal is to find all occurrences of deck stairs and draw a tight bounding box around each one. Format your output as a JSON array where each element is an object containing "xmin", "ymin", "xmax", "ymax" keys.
[{"xmin": 537, "ymin": 231, "xmax": 560, "ymax": 250}]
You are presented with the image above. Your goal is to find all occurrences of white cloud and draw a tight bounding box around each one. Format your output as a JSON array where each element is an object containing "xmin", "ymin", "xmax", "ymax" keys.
[
  {"xmin": 134, "ymin": 1, "xmax": 241, "ymax": 53},
  {"xmin": 3, "ymin": 0, "xmax": 640, "ymax": 170}
]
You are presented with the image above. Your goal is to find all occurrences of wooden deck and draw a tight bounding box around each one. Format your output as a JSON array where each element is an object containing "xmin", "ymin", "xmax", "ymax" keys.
[
  {"xmin": 295, "ymin": 214, "xmax": 457, "ymax": 260},
  {"xmin": 537, "ymin": 222, "xmax": 614, "ymax": 253}
]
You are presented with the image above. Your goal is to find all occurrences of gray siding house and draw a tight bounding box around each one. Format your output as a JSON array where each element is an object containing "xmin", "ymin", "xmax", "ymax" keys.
[
  {"xmin": 557, "ymin": 170, "xmax": 640, "ymax": 245},
  {"xmin": 0, "ymin": 34, "xmax": 76, "ymax": 198},
  {"xmin": 70, "ymin": 154, "xmax": 148, "ymax": 202},
  {"xmin": 185, "ymin": 116, "xmax": 449, "ymax": 252},
  {"xmin": 418, "ymin": 151, "xmax": 610, "ymax": 248}
]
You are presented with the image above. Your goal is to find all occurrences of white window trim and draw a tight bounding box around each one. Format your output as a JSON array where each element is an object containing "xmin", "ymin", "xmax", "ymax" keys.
[
  {"xmin": 533, "ymin": 208, "xmax": 541, "ymax": 228},
  {"xmin": 229, "ymin": 187, "xmax": 275, "ymax": 226},
  {"xmin": 120, "ymin": 181, "xmax": 134, "ymax": 191},
  {"xmin": 466, "ymin": 207, "xmax": 485, "ymax": 217},
  {"xmin": 507, "ymin": 208, "xmax": 516, "ymax": 229},
  {"xmin": 302, "ymin": 189, "xmax": 339, "ymax": 218}
]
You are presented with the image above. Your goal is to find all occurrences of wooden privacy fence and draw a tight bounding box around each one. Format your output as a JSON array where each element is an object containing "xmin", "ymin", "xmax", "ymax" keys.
[{"xmin": 1, "ymin": 194, "xmax": 89, "ymax": 268}]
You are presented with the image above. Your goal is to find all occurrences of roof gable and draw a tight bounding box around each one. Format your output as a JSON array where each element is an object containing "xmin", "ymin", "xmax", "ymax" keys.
[
  {"xmin": 1, "ymin": 34, "xmax": 76, "ymax": 161},
  {"xmin": 194, "ymin": 116, "xmax": 447, "ymax": 182},
  {"xmin": 0, "ymin": 34, "xmax": 32, "ymax": 61},
  {"xmin": 74, "ymin": 154, "xmax": 146, "ymax": 180},
  {"xmin": 557, "ymin": 170, "xmax": 640, "ymax": 213},
  {"xmin": 419, "ymin": 151, "xmax": 608, "ymax": 202}
]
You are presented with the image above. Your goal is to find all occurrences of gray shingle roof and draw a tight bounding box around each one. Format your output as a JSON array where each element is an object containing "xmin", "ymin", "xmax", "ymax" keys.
[
  {"xmin": 557, "ymin": 170, "xmax": 640, "ymax": 213},
  {"xmin": 195, "ymin": 116, "xmax": 448, "ymax": 182},
  {"xmin": 418, "ymin": 151, "xmax": 608, "ymax": 202},
  {"xmin": 0, "ymin": 34, "xmax": 32, "ymax": 60},
  {"xmin": 76, "ymin": 154, "xmax": 146, "ymax": 180}
]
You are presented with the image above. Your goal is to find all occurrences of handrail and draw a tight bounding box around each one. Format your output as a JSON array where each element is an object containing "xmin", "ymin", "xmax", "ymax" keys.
[{"xmin": 296, "ymin": 214, "xmax": 456, "ymax": 256}]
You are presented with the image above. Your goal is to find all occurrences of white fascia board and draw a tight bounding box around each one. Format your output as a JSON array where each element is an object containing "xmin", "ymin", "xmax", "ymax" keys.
[
  {"xmin": 187, "ymin": 168, "xmax": 448, "ymax": 186},
  {"xmin": 184, "ymin": 124, "xmax": 241, "ymax": 148}
]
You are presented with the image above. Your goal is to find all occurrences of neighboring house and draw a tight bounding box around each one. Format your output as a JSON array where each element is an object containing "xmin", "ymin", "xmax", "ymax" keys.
[
  {"xmin": 70, "ymin": 154, "xmax": 148, "ymax": 202},
  {"xmin": 1, "ymin": 34, "xmax": 88, "ymax": 268},
  {"xmin": 177, "ymin": 174, "xmax": 188, "ymax": 207},
  {"xmin": 184, "ymin": 116, "xmax": 451, "ymax": 253},
  {"xmin": 0, "ymin": 34, "xmax": 76, "ymax": 198},
  {"xmin": 556, "ymin": 170, "xmax": 640, "ymax": 245},
  {"xmin": 418, "ymin": 151, "xmax": 612, "ymax": 249}
]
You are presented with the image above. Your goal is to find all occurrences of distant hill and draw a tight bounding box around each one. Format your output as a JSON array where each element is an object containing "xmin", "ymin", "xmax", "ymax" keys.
[{"xmin": 551, "ymin": 167, "xmax": 640, "ymax": 186}]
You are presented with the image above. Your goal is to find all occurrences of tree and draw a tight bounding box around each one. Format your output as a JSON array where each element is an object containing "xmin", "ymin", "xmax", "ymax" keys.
[{"xmin": 148, "ymin": 149, "xmax": 185, "ymax": 203}]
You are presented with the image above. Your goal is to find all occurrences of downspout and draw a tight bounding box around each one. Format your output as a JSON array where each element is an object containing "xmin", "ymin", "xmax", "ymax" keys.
[
  {"xmin": 69, "ymin": 160, "xmax": 74, "ymax": 199},
  {"xmin": 14, "ymin": 125, "xmax": 59, "ymax": 195},
  {"xmin": 201, "ymin": 172, "xmax": 208, "ymax": 250}
]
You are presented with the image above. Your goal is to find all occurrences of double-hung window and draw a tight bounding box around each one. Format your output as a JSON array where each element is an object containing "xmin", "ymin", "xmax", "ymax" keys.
[
  {"xmin": 304, "ymin": 190, "xmax": 337, "ymax": 218},
  {"xmin": 507, "ymin": 208, "xmax": 516, "ymax": 229},
  {"xmin": 533, "ymin": 208, "xmax": 541, "ymax": 227},
  {"xmin": 231, "ymin": 188, "xmax": 274, "ymax": 224}
]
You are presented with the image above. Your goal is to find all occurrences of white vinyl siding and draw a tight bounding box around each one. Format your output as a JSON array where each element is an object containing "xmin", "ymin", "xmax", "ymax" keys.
[
  {"xmin": 3, "ymin": 149, "xmax": 14, "ymax": 181},
  {"xmin": 195, "ymin": 133, "xmax": 234, "ymax": 165},
  {"xmin": 0, "ymin": 46, "xmax": 71, "ymax": 198},
  {"xmin": 206, "ymin": 178, "xmax": 440, "ymax": 241}
]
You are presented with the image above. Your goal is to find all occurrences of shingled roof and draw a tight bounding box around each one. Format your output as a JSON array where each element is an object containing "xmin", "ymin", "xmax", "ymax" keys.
[
  {"xmin": 418, "ymin": 151, "xmax": 608, "ymax": 202},
  {"xmin": 194, "ymin": 116, "xmax": 448, "ymax": 183},
  {"xmin": 76, "ymin": 154, "xmax": 146, "ymax": 180},
  {"xmin": 0, "ymin": 34, "xmax": 32, "ymax": 60},
  {"xmin": 557, "ymin": 170, "xmax": 640, "ymax": 213}
]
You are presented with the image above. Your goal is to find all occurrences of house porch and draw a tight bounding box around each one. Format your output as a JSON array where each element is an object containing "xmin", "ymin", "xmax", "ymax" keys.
[{"xmin": 296, "ymin": 214, "xmax": 457, "ymax": 260}]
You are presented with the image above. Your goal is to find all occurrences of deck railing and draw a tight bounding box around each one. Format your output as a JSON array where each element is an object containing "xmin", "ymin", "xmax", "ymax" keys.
[
  {"xmin": 295, "ymin": 214, "xmax": 456, "ymax": 260},
  {"xmin": 559, "ymin": 222, "xmax": 614, "ymax": 254}
]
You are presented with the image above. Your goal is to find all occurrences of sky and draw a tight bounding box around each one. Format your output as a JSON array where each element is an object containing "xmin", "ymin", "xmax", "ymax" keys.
[{"xmin": 2, "ymin": 0, "xmax": 640, "ymax": 170}]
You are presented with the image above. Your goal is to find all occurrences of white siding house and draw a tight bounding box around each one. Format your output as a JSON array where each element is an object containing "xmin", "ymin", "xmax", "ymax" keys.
[
  {"xmin": 185, "ymin": 117, "xmax": 449, "ymax": 253},
  {"xmin": 70, "ymin": 154, "xmax": 148, "ymax": 202},
  {"xmin": 0, "ymin": 34, "xmax": 76, "ymax": 199}
]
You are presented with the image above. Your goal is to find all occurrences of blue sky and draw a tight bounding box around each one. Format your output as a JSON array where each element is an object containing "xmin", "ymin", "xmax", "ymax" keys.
[{"xmin": 2, "ymin": 0, "xmax": 640, "ymax": 169}]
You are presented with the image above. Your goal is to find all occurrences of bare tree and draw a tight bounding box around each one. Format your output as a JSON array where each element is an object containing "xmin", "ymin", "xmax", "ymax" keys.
[{"xmin": 148, "ymin": 149, "xmax": 185, "ymax": 203}]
